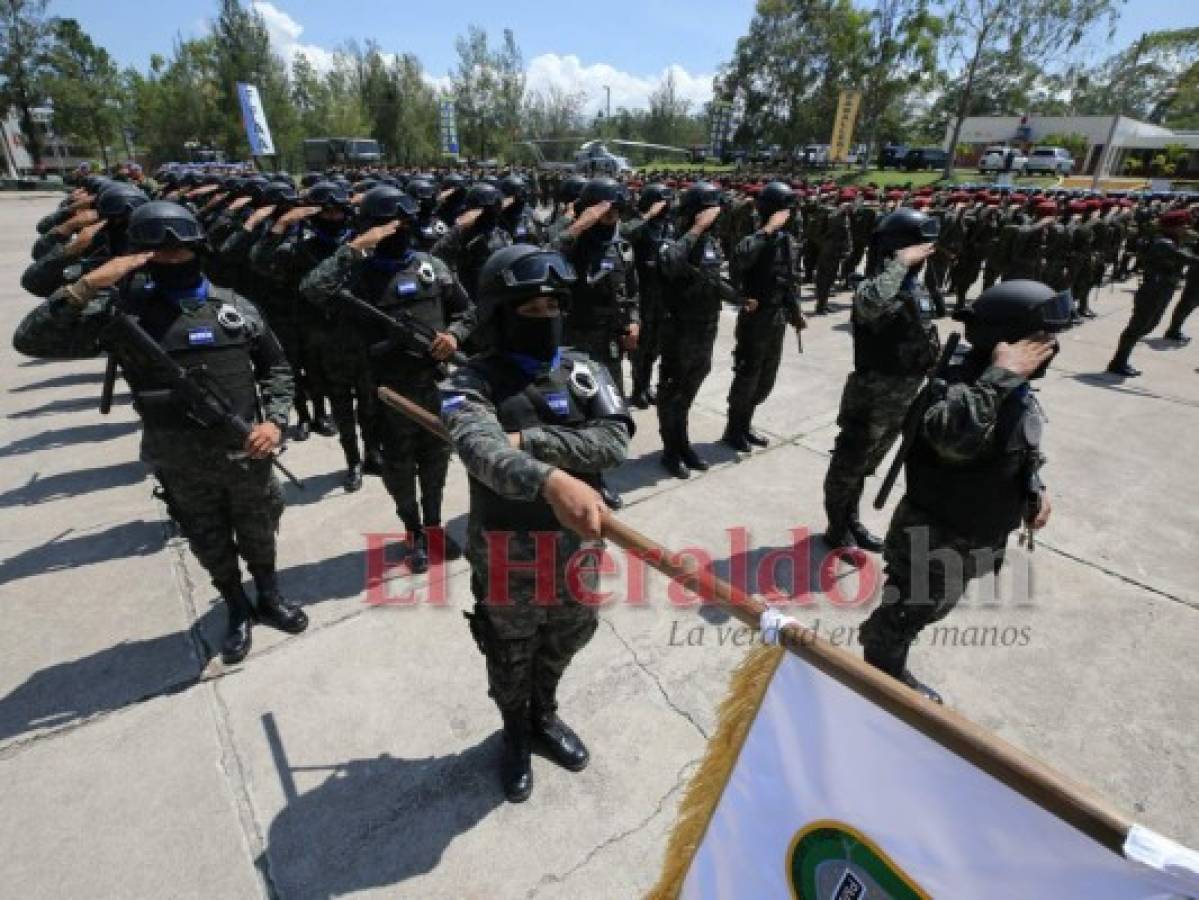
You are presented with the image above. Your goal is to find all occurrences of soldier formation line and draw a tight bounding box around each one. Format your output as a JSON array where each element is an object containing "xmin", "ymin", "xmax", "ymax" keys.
[{"xmin": 11, "ymin": 161, "xmax": 1198, "ymax": 801}]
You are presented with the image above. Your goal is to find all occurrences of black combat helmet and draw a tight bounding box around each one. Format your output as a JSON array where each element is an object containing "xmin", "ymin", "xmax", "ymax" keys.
[
  {"xmin": 406, "ymin": 177, "xmax": 438, "ymax": 214},
  {"xmin": 499, "ymin": 174, "xmax": 529, "ymax": 205},
  {"xmin": 556, "ymin": 174, "xmax": 587, "ymax": 206},
  {"xmin": 127, "ymin": 201, "xmax": 206, "ymax": 250},
  {"xmin": 874, "ymin": 207, "xmax": 940, "ymax": 250},
  {"xmin": 677, "ymin": 180, "xmax": 722, "ymax": 230},
  {"xmin": 637, "ymin": 182, "xmax": 675, "ymax": 214},
  {"xmin": 357, "ymin": 185, "xmax": 419, "ymax": 227},
  {"xmin": 958, "ymin": 280, "xmax": 1073, "ymax": 350},
  {"xmin": 96, "ymin": 183, "xmax": 149, "ymax": 220},
  {"xmin": 464, "ymin": 182, "xmax": 504, "ymax": 213},
  {"xmin": 756, "ymin": 181, "xmax": 797, "ymax": 219},
  {"xmin": 261, "ymin": 181, "xmax": 299, "ymax": 209},
  {"xmin": 305, "ymin": 181, "xmax": 352, "ymax": 211},
  {"xmin": 475, "ymin": 244, "xmax": 577, "ymax": 326},
  {"xmin": 575, "ymin": 177, "xmax": 629, "ymax": 215}
]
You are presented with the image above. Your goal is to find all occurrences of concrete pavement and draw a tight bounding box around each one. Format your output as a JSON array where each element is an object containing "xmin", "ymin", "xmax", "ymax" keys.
[{"xmin": 0, "ymin": 194, "xmax": 1196, "ymax": 898}]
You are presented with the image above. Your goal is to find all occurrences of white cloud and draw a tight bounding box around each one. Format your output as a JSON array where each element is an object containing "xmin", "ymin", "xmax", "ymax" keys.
[
  {"xmin": 525, "ymin": 53, "xmax": 714, "ymax": 113},
  {"xmin": 251, "ymin": 3, "xmax": 712, "ymax": 110},
  {"xmin": 252, "ymin": 1, "xmax": 336, "ymax": 71}
]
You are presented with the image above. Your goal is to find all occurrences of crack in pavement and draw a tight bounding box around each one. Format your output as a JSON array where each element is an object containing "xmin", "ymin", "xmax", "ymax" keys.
[
  {"xmin": 602, "ymin": 618, "xmax": 709, "ymax": 741},
  {"xmin": 524, "ymin": 756, "xmax": 699, "ymax": 900}
]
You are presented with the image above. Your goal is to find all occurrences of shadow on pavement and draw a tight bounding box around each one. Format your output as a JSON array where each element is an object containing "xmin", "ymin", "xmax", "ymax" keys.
[
  {"xmin": 0, "ymin": 460, "xmax": 147, "ymax": 507},
  {"xmin": 609, "ymin": 440, "xmax": 742, "ymax": 495},
  {"xmin": 9, "ymin": 370, "xmax": 106, "ymax": 392},
  {"xmin": 260, "ymin": 712, "xmax": 503, "ymax": 897},
  {"xmin": 0, "ymin": 519, "xmax": 166, "ymax": 586},
  {"xmin": 702, "ymin": 533, "xmax": 876, "ymax": 626},
  {"xmin": 8, "ymin": 393, "xmax": 129, "ymax": 419},
  {"xmin": 0, "ymin": 420, "xmax": 139, "ymax": 457}
]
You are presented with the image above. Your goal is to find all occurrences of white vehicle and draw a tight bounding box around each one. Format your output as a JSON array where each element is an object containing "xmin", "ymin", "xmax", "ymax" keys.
[
  {"xmin": 1023, "ymin": 146, "xmax": 1075, "ymax": 176},
  {"xmin": 978, "ymin": 146, "xmax": 1027, "ymax": 174}
]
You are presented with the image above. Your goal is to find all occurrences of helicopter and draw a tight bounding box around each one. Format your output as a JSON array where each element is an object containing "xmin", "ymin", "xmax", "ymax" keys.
[{"xmin": 521, "ymin": 138, "xmax": 690, "ymax": 175}]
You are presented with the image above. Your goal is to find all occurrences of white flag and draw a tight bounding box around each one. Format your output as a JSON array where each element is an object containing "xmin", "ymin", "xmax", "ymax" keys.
[{"xmin": 662, "ymin": 648, "xmax": 1199, "ymax": 899}]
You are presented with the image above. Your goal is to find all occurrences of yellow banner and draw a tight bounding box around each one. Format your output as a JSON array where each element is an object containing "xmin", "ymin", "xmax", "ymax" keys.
[{"xmin": 829, "ymin": 90, "xmax": 862, "ymax": 164}]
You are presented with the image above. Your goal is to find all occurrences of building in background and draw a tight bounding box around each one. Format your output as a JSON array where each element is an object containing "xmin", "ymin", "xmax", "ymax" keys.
[
  {"xmin": 945, "ymin": 114, "xmax": 1199, "ymax": 179},
  {"xmin": 1, "ymin": 106, "xmax": 99, "ymax": 179}
]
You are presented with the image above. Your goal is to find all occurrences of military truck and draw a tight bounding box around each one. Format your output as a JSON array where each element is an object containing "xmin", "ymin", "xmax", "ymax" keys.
[{"xmin": 302, "ymin": 137, "xmax": 383, "ymax": 170}]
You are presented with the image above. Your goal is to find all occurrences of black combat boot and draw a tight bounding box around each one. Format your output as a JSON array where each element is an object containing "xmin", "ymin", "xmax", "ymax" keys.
[
  {"xmin": 721, "ymin": 415, "xmax": 752, "ymax": 453},
  {"xmin": 629, "ymin": 386, "xmax": 651, "ymax": 409},
  {"xmin": 1164, "ymin": 329, "xmax": 1191, "ymax": 345},
  {"xmin": 217, "ymin": 580, "xmax": 254, "ymax": 665},
  {"xmin": 292, "ymin": 418, "xmax": 311, "ymax": 442},
  {"xmin": 251, "ymin": 569, "xmax": 309, "ymax": 635},
  {"xmin": 500, "ymin": 709, "xmax": 534, "ymax": 803},
  {"xmin": 743, "ymin": 413, "xmax": 769, "ymax": 447},
  {"xmin": 848, "ymin": 517, "xmax": 884, "ymax": 553},
  {"xmin": 1106, "ymin": 337, "xmax": 1141, "ymax": 377},
  {"xmin": 863, "ymin": 637, "xmax": 942, "ymax": 704},
  {"xmin": 679, "ymin": 424, "xmax": 709, "ymax": 472},
  {"xmin": 408, "ymin": 528, "xmax": 429, "ymax": 575},
  {"xmin": 660, "ymin": 450, "xmax": 690, "ymax": 480},
  {"xmin": 531, "ymin": 706, "xmax": 590, "ymax": 772},
  {"xmin": 341, "ymin": 439, "xmax": 364, "ymax": 492}
]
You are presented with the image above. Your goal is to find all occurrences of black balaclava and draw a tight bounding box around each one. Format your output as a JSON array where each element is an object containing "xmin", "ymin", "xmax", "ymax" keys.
[{"xmin": 498, "ymin": 305, "xmax": 563, "ymax": 363}]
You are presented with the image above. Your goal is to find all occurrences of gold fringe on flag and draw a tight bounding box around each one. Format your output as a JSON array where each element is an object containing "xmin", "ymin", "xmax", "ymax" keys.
[{"xmin": 648, "ymin": 642, "xmax": 786, "ymax": 900}]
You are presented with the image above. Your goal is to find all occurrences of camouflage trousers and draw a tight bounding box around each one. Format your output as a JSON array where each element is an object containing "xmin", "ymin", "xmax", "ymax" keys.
[
  {"xmin": 951, "ymin": 255, "xmax": 984, "ymax": 309},
  {"xmin": 322, "ymin": 332, "xmax": 378, "ymax": 466},
  {"xmin": 630, "ymin": 292, "xmax": 664, "ymax": 394},
  {"xmin": 270, "ymin": 315, "xmax": 329, "ymax": 425},
  {"xmin": 823, "ymin": 371, "xmax": 923, "ymax": 528},
  {"xmin": 378, "ymin": 378, "xmax": 452, "ymax": 532},
  {"xmin": 923, "ymin": 253, "xmax": 951, "ymax": 315},
  {"xmin": 1165, "ymin": 282, "xmax": 1199, "ymax": 337},
  {"xmin": 657, "ymin": 316, "xmax": 717, "ymax": 450},
  {"xmin": 469, "ymin": 570, "xmax": 600, "ymax": 715},
  {"xmin": 814, "ymin": 247, "xmax": 845, "ymax": 305},
  {"xmin": 727, "ymin": 307, "xmax": 786, "ymax": 425},
  {"xmin": 157, "ymin": 457, "xmax": 284, "ymax": 588},
  {"xmin": 1113, "ymin": 280, "xmax": 1177, "ymax": 364},
  {"xmin": 859, "ymin": 498, "xmax": 1007, "ymax": 673}
]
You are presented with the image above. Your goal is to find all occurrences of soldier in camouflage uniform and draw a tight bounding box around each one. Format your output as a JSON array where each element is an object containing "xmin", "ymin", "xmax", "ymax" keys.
[
  {"xmin": 841, "ymin": 195, "xmax": 877, "ymax": 289},
  {"xmin": 13, "ymin": 201, "xmax": 306, "ymax": 665},
  {"xmin": 814, "ymin": 193, "xmax": 853, "ymax": 315},
  {"xmin": 304, "ymin": 186, "xmax": 474, "ymax": 572},
  {"xmin": 553, "ymin": 177, "xmax": 639, "ymax": 509},
  {"xmin": 949, "ymin": 198, "xmax": 985, "ymax": 313},
  {"xmin": 801, "ymin": 191, "xmax": 826, "ymax": 283},
  {"xmin": 433, "ymin": 182, "xmax": 514, "ymax": 300},
  {"xmin": 22, "ymin": 183, "xmax": 147, "ymax": 298},
  {"xmin": 1004, "ymin": 206, "xmax": 1053, "ymax": 282},
  {"xmin": 823, "ymin": 208, "xmax": 940, "ymax": 553},
  {"xmin": 723, "ymin": 181, "xmax": 804, "ymax": 453},
  {"xmin": 499, "ymin": 174, "xmax": 545, "ymax": 246},
  {"xmin": 978, "ymin": 202, "xmax": 1005, "ymax": 291},
  {"xmin": 1068, "ymin": 201, "xmax": 1098, "ymax": 319},
  {"xmin": 405, "ymin": 177, "xmax": 451, "ymax": 252},
  {"xmin": 1108, "ymin": 210, "xmax": 1199, "ymax": 376},
  {"xmin": 655, "ymin": 182, "xmax": 726, "ymax": 477},
  {"xmin": 621, "ymin": 182, "xmax": 676, "ymax": 409},
  {"xmin": 249, "ymin": 181, "xmax": 354, "ymax": 442},
  {"xmin": 859, "ymin": 281, "xmax": 1067, "ymax": 702},
  {"xmin": 1162, "ymin": 252, "xmax": 1199, "ymax": 344},
  {"xmin": 439, "ymin": 244, "xmax": 632, "ymax": 802}
]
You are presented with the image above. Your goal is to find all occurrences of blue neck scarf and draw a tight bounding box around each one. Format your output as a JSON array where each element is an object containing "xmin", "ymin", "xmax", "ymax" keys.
[{"xmin": 506, "ymin": 349, "xmax": 561, "ymax": 380}]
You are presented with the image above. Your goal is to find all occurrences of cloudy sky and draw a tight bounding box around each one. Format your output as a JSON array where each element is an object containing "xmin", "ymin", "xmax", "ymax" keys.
[
  {"xmin": 47, "ymin": 0, "xmax": 1189, "ymax": 113},
  {"xmin": 49, "ymin": 0, "xmax": 756, "ymax": 113}
]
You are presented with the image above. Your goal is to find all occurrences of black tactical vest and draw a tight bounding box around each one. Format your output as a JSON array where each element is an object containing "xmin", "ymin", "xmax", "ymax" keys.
[
  {"xmin": 468, "ymin": 352, "xmax": 603, "ymax": 534},
  {"xmin": 741, "ymin": 232, "xmax": 795, "ymax": 310},
  {"xmin": 852, "ymin": 282, "xmax": 939, "ymax": 376},
  {"xmin": 373, "ymin": 254, "xmax": 449, "ymax": 377},
  {"xmin": 414, "ymin": 216, "xmax": 449, "ymax": 252},
  {"xmin": 905, "ymin": 377, "xmax": 1043, "ymax": 542},
  {"xmin": 119, "ymin": 286, "xmax": 259, "ymax": 435}
]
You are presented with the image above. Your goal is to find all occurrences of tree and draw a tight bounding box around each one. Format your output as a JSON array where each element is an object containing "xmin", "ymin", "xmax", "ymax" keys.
[
  {"xmin": 0, "ymin": 0, "xmax": 52, "ymax": 168},
  {"xmin": 42, "ymin": 18, "xmax": 124, "ymax": 166},
  {"xmin": 1068, "ymin": 28, "xmax": 1199, "ymax": 127},
  {"xmin": 856, "ymin": 0, "xmax": 943, "ymax": 170},
  {"xmin": 719, "ymin": 0, "xmax": 874, "ymax": 150},
  {"xmin": 939, "ymin": 0, "xmax": 1123, "ymax": 178},
  {"xmin": 523, "ymin": 85, "xmax": 587, "ymax": 141}
]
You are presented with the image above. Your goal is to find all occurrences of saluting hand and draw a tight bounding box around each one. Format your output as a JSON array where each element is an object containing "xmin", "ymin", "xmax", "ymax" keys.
[
  {"xmin": 991, "ymin": 333, "xmax": 1056, "ymax": 379},
  {"xmin": 689, "ymin": 205, "xmax": 721, "ymax": 236},
  {"xmin": 350, "ymin": 219, "xmax": 400, "ymax": 252},
  {"xmin": 896, "ymin": 242, "xmax": 935, "ymax": 266},
  {"xmin": 272, "ymin": 206, "xmax": 321, "ymax": 234},
  {"xmin": 64, "ymin": 220, "xmax": 107, "ymax": 259},
  {"xmin": 244, "ymin": 205, "xmax": 276, "ymax": 230},
  {"xmin": 429, "ymin": 332, "xmax": 458, "ymax": 361},
  {"xmin": 567, "ymin": 200, "xmax": 612, "ymax": 238},
  {"xmin": 763, "ymin": 209, "xmax": 791, "ymax": 234},
  {"xmin": 79, "ymin": 251, "xmax": 155, "ymax": 291}
]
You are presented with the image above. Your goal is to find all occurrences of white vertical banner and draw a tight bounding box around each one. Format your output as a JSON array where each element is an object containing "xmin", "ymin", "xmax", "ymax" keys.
[
  {"xmin": 439, "ymin": 100, "xmax": 459, "ymax": 158},
  {"xmin": 236, "ymin": 82, "xmax": 275, "ymax": 157},
  {"xmin": 677, "ymin": 652, "xmax": 1199, "ymax": 899}
]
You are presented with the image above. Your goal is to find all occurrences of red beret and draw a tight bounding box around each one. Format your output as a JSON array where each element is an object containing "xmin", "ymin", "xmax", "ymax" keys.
[
  {"xmin": 885, "ymin": 190, "xmax": 905, "ymax": 201},
  {"xmin": 915, "ymin": 187, "xmax": 934, "ymax": 197},
  {"xmin": 949, "ymin": 191, "xmax": 970, "ymax": 203},
  {"xmin": 1068, "ymin": 200, "xmax": 1088, "ymax": 213},
  {"xmin": 1160, "ymin": 210, "xmax": 1191, "ymax": 228},
  {"xmin": 1034, "ymin": 201, "xmax": 1057, "ymax": 218},
  {"xmin": 745, "ymin": 184, "xmax": 762, "ymax": 195},
  {"xmin": 838, "ymin": 188, "xmax": 857, "ymax": 201},
  {"xmin": 862, "ymin": 188, "xmax": 878, "ymax": 200},
  {"xmin": 1011, "ymin": 193, "xmax": 1028, "ymax": 203},
  {"xmin": 910, "ymin": 197, "xmax": 930, "ymax": 209},
  {"xmin": 1086, "ymin": 199, "xmax": 1102, "ymax": 212}
]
